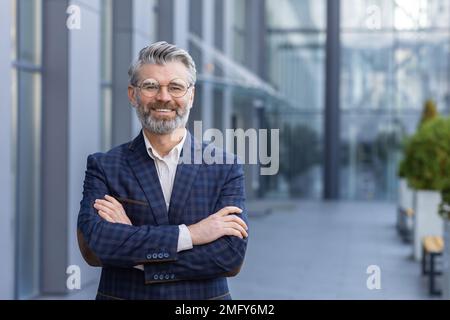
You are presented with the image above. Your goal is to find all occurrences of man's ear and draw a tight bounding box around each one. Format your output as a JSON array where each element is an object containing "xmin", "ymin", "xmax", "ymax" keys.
[
  {"xmin": 128, "ymin": 86, "xmax": 137, "ymax": 107},
  {"xmin": 188, "ymin": 86, "xmax": 195, "ymax": 109}
]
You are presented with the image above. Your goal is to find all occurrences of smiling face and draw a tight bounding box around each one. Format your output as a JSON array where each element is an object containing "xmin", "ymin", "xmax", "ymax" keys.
[{"xmin": 128, "ymin": 61, "xmax": 195, "ymax": 135}]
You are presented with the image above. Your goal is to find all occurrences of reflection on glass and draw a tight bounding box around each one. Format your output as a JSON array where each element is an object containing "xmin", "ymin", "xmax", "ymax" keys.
[
  {"xmin": 340, "ymin": 0, "xmax": 450, "ymax": 200},
  {"xmin": 265, "ymin": 0, "xmax": 326, "ymax": 199}
]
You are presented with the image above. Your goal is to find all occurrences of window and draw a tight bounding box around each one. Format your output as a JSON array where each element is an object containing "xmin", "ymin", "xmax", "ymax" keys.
[
  {"xmin": 340, "ymin": 0, "xmax": 450, "ymax": 200},
  {"xmin": 265, "ymin": 0, "xmax": 326, "ymax": 198}
]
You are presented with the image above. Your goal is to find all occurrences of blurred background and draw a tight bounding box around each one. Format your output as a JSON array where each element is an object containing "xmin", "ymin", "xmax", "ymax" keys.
[{"xmin": 1, "ymin": 0, "xmax": 450, "ymax": 300}]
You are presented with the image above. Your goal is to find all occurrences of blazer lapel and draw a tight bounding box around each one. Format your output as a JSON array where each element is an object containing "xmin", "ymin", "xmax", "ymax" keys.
[
  {"xmin": 127, "ymin": 131, "xmax": 169, "ymax": 226},
  {"xmin": 168, "ymin": 131, "xmax": 202, "ymax": 224}
]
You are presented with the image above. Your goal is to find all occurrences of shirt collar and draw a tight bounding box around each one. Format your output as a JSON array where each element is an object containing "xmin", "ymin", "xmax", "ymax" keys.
[{"xmin": 142, "ymin": 128, "xmax": 187, "ymax": 161}]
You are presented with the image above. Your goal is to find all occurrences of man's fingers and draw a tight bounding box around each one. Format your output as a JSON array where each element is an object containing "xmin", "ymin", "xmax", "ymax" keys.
[
  {"xmin": 217, "ymin": 206, "xmax": 243, "ymax": 217},
  {"xmin": 123, "ymin": 216, "xmax": 132, "ymax": 225},
  {"xmin": 119, "ymin": 214, "xmax": 132, "ymax": 225},
  {"xmin": 95, "ymin": 199, "xmax": 117, "ymax": 213},
  {"xmin": 223, "ymin": 215, "xmax": 248, "ymax": 230},
  {"xmin": 98, "ymin": 210, "xmax": 115, "ymax": 223},
  {"xmin": 225, "ymin": 221, "xmax": 248, "ymax": 238},
  {"xmin": 99, "ymin": 196, "xmax": 126, "ymax": 215},
  {"xmin": 223, "ymin": 227, "xmax": 243, "ymax": 239},
  {"xmin": 104, "ymin": 195, "xmax": 124, "ymax": 211},
  {"xmin": 98, "ymin": 209, "xmax": 132, "ymax": 225},
  {"xmin": 95, "ymin": 198, "xmax": 129, "ymax": 222},
  {"xmin": 94, "ymin": 202, "xmax": 117, "ymax": 218}
]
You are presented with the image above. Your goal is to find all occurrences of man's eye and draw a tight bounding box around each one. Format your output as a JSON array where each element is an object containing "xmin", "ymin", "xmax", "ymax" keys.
[
  {"xmin": 169, "ymin": 85, "xmax": 184, "ymax": 91},
  {"xmin": 143, "ymin": 84, "xmax": 158, "ymax": 90}
]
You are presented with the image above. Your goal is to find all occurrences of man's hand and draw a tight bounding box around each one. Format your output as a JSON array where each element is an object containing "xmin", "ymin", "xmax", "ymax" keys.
[
  {"xmin": 93, "ymin": 195, "xmax": 132, "ymax": 225},
  {"xmin": 187, "ymin": 206, "xmax": 248, "ymax": 246}
]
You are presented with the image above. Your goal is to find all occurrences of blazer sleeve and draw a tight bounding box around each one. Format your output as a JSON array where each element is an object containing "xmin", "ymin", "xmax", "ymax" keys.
[
  {"xmin": 77, "ymin": 154, "xmax": 180, "ymax": 268},
  {"xmin": 143, "ymin": 161, "xmax": 249, "ymax": 284}
]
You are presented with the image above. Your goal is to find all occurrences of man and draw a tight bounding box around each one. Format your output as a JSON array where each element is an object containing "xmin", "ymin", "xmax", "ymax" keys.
[{"xmin": 77, "ymin": 41, "xmax": 248, "ymax": 300}]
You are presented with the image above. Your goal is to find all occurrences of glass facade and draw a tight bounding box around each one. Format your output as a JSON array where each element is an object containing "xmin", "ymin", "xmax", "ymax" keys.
[
  {"xmin": 265, "ymin": 0, "xmax": 326, "ymax": 199},
  {"xmin": 232, "ymin": 0, "xmax": 246, "ymax": 65},
  {"xmin": 3, "ymin": 0, "xmax": 450, "ymax": 300},
  {"xmin": 340, "ymin": 0, "xmax": 450, "ymax": 200}
]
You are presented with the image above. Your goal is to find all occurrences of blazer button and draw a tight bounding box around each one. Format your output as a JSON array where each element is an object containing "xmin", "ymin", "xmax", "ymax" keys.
[
  {"xmin": 165, "ymin": 274, "xmax": 170, "ymax": 280},
  {"xmin": 159, "ymin": 274, "xmax": 164, "ymax": 280},
  {"xmin": 158, "ymin": 253, "xmax": 164, "ymax": 259},
  {"xmin": 146, "ymin": 254, "xmax": 152, "ymax": 260},
  {"xmin": 170, "ymin": 274, "xmax": 175, "ymax": 279},
  {"xmin": 152, "ymin": 253, "xmax": 158, "ymax": 259},
  {"xmin": 153, "ymin": 274, "xmax": 159, "ymax": 280},
  {"xmin": 163, "ymin": 253, "xmax": 169, "ymax": 258}
]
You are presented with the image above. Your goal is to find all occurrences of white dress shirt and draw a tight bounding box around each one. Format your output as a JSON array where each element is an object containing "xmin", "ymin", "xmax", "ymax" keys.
[
  {"xmin": 134, "ymin": 129, "xmax": 193, "ymax": 271},
  {"xmin": 143, "ymin": 128, "xmax": 193, "ymax": 252}
]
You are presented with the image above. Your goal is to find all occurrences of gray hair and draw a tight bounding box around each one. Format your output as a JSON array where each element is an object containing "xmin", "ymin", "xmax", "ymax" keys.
[{"xmin": 128, "ymin": 41, "xmax": 197, "ymax": 86}]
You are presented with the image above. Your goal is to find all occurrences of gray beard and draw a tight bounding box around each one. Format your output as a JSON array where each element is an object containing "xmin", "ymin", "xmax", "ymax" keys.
[{"xmin": 135, "ymin": 102, "xmax": 190, "ymax": 135}]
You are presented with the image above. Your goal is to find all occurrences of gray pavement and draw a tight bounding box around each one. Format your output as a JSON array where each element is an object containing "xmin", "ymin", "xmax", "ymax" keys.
[
  {"xmin": 44, "ymin": 201, "xmax": 439, "ymax": 300},
  {"xmin": 229, "ymin": 200, "xmax": 438, "ymax": 300}
]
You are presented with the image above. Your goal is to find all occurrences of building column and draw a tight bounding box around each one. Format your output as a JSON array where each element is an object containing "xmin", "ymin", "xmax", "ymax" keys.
[
  {"xmin": 41, "ymin": 0, "xmax": 70, "ymax": 294},
  {"xmin": 244, "ymin": 0, "xmax": 267, "ymax": 200},
  {"xmin": 200, "ymin": 0, "xmax": 214, "ymax": 131},
  {"xmin": 0, "ymin": 0, "xmax": 15, "ymax": 300},
  {"xmin": 222, "ymin": 0, "xmax": 233, "ymax": 152},
  {"xmin": 132, "ymin": 0, "xmax": 158, "ymax": 136},
  {"xmin": 324, "ymin": 0, "xmax": 341, "ymax": 199},
  {"xmin": 67, "ymin": 0, "xmax": 102, "ymax": 291},
  {"xmin": 245, "ymin": 0, "xmax": 267, "ymax": 80},
  {"xmin": 41, "ymin": 0, "xmax": 102, "ymax": 294},
  {"xmin": 111, "ymin": 0, "xmax": 133, "ymax": 145},
  {"xmin": 187, "ymin": 0, "xmax": 202, "ymax": 129},
  {"xmin": 157, "ymin": 0, "xmax": 174, "ymax": 42},
  {"xmin": 173, "ymin": 0, "xmax": 189, "ymax": 50}
]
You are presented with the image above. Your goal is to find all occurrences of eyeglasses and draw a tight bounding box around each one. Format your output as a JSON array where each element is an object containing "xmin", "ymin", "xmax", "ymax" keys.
[{"xmin": 134, "ymin": 78, "xmax": 193, "ymax": 98}]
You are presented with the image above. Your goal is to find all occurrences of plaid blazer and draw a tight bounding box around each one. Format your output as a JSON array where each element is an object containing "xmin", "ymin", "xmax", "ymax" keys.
[{"xmin": 77, "ymin": 130, "xmax": 248, "ymax": 300}]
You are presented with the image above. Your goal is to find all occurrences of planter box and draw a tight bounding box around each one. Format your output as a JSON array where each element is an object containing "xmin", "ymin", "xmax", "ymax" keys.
[
  {"xmin": 399, "ymin": 178, "xmax": 415, "ymax": 210},
  {"xmin": 397, "ymin": 178, "xmax": 415, "ymax": 241},
  {"xmin": 442, "ymin": 220, "xmax": 450, "ymax": 299},
  {"xmin": 413, "ymin": 190, "xmax": 443, "ymax": 261}
]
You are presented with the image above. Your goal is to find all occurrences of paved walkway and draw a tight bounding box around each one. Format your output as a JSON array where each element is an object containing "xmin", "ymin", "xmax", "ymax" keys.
[
  {"xmin": 48, "ymin": 201, "xmax": 439, "ymax": 300},
  {"xmin": 229, "ymin": 200, "xmax": 437, "ymax": 299}
]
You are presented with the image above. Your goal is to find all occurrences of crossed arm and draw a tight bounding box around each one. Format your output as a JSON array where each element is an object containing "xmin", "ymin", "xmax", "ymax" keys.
[
  {"xmin": 77, "ymin": 154, "xmax": 249, "ymax": 282},
  {"xmin": 93, "ymin": 195, "xmax": 248, "ymax": 245}
]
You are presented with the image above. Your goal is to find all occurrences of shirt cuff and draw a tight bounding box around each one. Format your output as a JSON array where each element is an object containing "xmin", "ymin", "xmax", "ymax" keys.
[{"xmin": 177, "ymin": 224, "xmax": 193, "ymax": 252}]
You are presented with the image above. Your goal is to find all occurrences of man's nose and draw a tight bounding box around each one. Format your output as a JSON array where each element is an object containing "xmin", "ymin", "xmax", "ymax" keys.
[{"xmin": 155, "ymin": 86, "xmax": 172, "ymax": 102}]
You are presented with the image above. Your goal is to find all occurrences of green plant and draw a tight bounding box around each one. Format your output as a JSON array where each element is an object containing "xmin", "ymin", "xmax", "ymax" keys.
[
  {"xmin": 398, "ymin": 99, "xmax": 439, "ymax": 178},
  {"xmin": 401, "ymin": 117, "xmax": 450, "ymax": 191},
  {"xmin": 418, "ymin": 99, "xmax": 438, "ymax": 129},
  {"xmin": 280, "ymin": 123, "xmax": 321, "ymax": 196}
]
